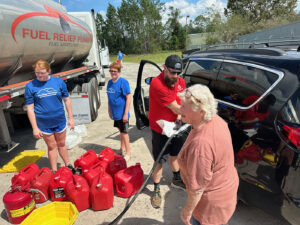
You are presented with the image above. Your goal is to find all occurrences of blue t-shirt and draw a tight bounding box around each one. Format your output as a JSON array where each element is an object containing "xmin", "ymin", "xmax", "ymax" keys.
[
  {"xmin": 117, "ymin": 52, "xmax": 124, "ymax": 60},
  {"xmin": 25, "ymin": 76, "xmax": 69, "ymax": 129},
  {"xmin": 107, "ymin": 77, "xmax": 130, "ymax": 120}
]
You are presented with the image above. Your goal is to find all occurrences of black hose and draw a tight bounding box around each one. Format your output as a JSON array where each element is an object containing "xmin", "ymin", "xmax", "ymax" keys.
[{"xmin": 108, "ymin": 124, "xmax": 190, "ymax": 225}]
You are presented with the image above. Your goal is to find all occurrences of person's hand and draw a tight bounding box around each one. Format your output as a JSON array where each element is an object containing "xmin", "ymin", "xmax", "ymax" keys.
[
  {"xmin": 123, "ymin": 114, "xmax": 128, "ymax": 123},
  {"xmin": 68, "ymin": 118, "xmax": 75, "ymax": 130},
  {"xmin": 33, "ymin": 128, "xmax": 43, "ymax": 139},
  {"xmin": 180, "ymin": 207, "xmax": 192, "ymax": 225}
]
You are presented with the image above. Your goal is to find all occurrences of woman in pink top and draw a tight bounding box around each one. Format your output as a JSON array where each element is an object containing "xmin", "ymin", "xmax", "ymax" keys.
[{"xmin": 178, "ymin": 84, "xmax": 239, "ymax": 225}]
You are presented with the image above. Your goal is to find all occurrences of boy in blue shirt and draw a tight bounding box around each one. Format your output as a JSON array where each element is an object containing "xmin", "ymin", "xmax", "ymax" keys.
[
  {"xmin": 107, "ymin": 62, "xmax": 131, "ymax": 161},
  {"xmin": 117, "ymin": 50, "xmax": 125, "ymax": 66}
]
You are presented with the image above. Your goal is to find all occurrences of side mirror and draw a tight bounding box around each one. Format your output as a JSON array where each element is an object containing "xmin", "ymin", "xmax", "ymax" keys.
[{"xmin": 145, "ymin": 77, "xmax": 154, "ymax": 85}]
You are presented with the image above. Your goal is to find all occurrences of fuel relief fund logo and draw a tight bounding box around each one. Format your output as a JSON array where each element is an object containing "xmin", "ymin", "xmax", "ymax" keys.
[{"xmin": 11, "ymin": 5, "xmax": 92, "ymax": 45}]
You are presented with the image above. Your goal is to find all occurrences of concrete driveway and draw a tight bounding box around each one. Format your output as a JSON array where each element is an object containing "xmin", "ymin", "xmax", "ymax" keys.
[{"xmin": 0, "ymin": 62, "xmax": 290, "ymax": 225}]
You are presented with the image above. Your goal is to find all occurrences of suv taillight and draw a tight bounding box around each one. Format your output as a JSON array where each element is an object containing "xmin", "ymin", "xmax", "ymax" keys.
[{"xmin": 283, "ymin": 125, "xmax": 300, "ymax": 148}]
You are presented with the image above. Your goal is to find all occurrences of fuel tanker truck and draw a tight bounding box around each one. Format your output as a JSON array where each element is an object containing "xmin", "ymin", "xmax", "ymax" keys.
[{"xmin": 0, "ymin": 0, "xmax": 107, "ymax": 151}]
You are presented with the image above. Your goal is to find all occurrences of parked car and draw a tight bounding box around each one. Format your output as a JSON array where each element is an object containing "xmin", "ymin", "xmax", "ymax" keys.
[{"xmin": 133, "ymin": 48, "xmax": 300, "ymax": 225}]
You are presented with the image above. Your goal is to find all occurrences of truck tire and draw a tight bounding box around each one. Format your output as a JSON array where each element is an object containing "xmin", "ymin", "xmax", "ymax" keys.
[
  {"xmin": 71, "ymin": 84, "xmax": 81, "ymax": 93},
  {"xmin": 82, "ymin": 82, "xmax": 98, "ymax": 121},
  {"xmin": 90, "ymin": 77, "xmax": 100, "ymax": 109}
]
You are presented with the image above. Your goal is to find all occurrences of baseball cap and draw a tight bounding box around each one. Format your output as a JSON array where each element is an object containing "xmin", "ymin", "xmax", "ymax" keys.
[{"xmin": 165, "ymin": 55, "xmax": 182, "ymax": 71}]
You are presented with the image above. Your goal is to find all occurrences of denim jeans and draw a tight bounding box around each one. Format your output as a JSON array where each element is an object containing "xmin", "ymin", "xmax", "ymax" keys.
[{"xmin": 190, "ymin": 216, "xmax": 201, "ymax": 225}]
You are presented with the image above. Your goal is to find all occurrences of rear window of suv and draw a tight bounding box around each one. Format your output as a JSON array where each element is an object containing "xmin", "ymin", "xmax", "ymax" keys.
[
  {"xmin": 183, "ymin": 59, "xmax": 283, "ymax": 109},
  {"xmin": 280, "ymin": 88, "xmax": 300, "ymax": 125},
  {"xmin": 216, "ymin": 62, "xmax": 281, "ymax": 108},
  {"xmin": 278, "ymin": 88, "xmax": 300, "ymax": 150}
]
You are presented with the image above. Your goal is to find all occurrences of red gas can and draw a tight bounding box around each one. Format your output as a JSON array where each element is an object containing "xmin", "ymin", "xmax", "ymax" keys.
[
  {"xmin": 235, "ymin": 141, "xmax": 263, "ymax": 164},
  {"xmin": 49, "ymin": 167, "xmax": 73, "ymax": 201},
  {"xmin": 66, "ymin": 175, "xmax": 90, "ymax": 212},
  {"xmin": 83, "ymin": 160, "xmax": 108, "ymax": 186},
  {"xmin": 11, "ymin": 163, "xmax": 39, "ymax": 189},
  {"xmin": 90, "ymin": 171, "xmax": 114, "ymax": 210},
  {"xmin": 30, "ymin": 167, "xmax": 53, "ymax": 203},
  {"xmin": 74, "ymin": 150, "xmax": 98, "ymax": 173},
  {"xmin": 107, "ymin": 155, "xmax": 127, "ymax": 178},
  {"xmin": 115, "ymin": 163, "xmax": 144, "ymax": 198},
  {"xmin": 3, "ymin": 190, "xmax": 36, "ymax": 224},
  {"xmin": 98, "ymin": 147, "xmax": 115, "ymax": 163}
]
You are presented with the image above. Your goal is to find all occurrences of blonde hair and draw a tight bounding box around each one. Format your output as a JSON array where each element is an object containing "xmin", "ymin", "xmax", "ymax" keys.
[
  {"xmin": 110, "ymin": 62, "xmax": 122, "ymax": 72},
  {"xmin": 32, "ymin": 59, "xmax": 51, "ymax": 72},
  {"xmin": 179, "ymin": 84, "xmax": 218, "ymax": 121}
]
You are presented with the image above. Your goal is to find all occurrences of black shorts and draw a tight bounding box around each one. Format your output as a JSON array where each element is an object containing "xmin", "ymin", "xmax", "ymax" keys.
[
  {"xmin": 114, "ymin": 120, "xmax": 129, "ymax": 133},
  {"xmin": 151, "ymin": 129, "xmax": 188, "ymax": 163}
]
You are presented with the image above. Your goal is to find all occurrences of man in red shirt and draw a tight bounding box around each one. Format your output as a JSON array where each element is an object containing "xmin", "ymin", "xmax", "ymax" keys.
[
  {"xmin": 149, "ymin": 55, "xmax": 186, "ymax": 208},
  {"xmin": 234, "ymin": 95, "xmax": 270, "ymax": 130}
]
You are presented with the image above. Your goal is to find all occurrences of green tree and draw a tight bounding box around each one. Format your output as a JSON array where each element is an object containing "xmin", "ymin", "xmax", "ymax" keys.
[
  {"xmin": 95, "ymin": 13, "xmax": 105, "ymax": 44},
  {"xmin": 165, "ymin": 6, "xmax": 186, "ymax": 50},
  {"xmin": 225, "ymin": 0, "xmax": 297, "ymax": 22},
  {"xmin": 205, "ymin": 11, "xmax": 300, "ymax": 44},
  {"xmin": 140, "ymin": 0, "xmax": 164, "ymax": 53},
  {"xmin": 188, "ymin": 15, "xmax": 208, "ymax": 33},
  {"xmin": 118, "ymin": 0, "xmax": 144, "ymax": 54},
  {"xmin": 104, "ymin": 4, "xmax": 123, "ymax": 54}
]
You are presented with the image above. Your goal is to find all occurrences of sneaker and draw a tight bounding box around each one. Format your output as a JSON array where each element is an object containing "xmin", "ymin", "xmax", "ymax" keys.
[
  {"xmin": 123, "ymin": 154, "xmax": 130, "ymax": 162},
  {"xmin": 151, "ymin": 189, "xmax": 162, "ymax": 209},
  {"xmin": 171, "ymin": 177, "xmax": 186, "ymax": 190},
  {"xmin": 121, "ymin": 149, "xmax": 126, "ymax": 157}
]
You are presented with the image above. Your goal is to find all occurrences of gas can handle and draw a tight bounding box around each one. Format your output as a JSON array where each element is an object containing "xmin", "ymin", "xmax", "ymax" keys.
[
  {"xmin": 72, "ymin": 175, "xmax": 82, "ymax": 190},
  {"xmin": 91, "ymin": 162, "xmax": 101, "ymax": 170},
  {"xmin": 72, "ymin": 175, "xmax": 78, "ymax": 185},
  {"xmin": 11, "ymin": 182, "xmax": 30, "ymax": 192},
  {"xmin": 96, "ymin": 169, "xmax": 104, "ymax": 189},
  {"xmin": 37, "ymin": 168, "xmax": 44, "ymax": 177},
  {"xmin": 84, "ymin": 150, "xmax": 95, "ymax": 158},
  {"xmin": 30, "ymin": 188, "xmax": 47, "ymax": 201},
  {"xmin": 82, "ymin": 152, "xmax": 90, "ymax": 158}
]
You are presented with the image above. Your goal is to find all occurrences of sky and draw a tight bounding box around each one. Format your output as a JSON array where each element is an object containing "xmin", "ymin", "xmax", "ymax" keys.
[{"xmin": 55, "ymin": 0, "xmax": 300, "ymax": 24}]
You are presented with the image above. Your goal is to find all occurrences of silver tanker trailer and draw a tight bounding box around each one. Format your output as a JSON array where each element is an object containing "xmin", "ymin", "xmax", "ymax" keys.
[{"xmin": 0, "ymin": 0, "xmax": 106, "ymax": 151}]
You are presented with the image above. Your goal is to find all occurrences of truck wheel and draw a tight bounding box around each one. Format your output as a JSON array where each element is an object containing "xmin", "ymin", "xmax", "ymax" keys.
[
  {"xmin": 71, "ymin": 84, "xmax": 81, "ymax": 93},
  {"xmin": 90, "ymin": 77, "xmax": 100, "ymax": 109},
  {"xmin": 82, "ymin": 82, "xmax": 98, "ymax": 121}
]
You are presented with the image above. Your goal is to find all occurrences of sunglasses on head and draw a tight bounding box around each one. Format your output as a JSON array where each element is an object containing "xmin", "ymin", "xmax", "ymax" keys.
[{"xmin": 185, "ymin": 89, "xmax": 201, "ymax": 103}]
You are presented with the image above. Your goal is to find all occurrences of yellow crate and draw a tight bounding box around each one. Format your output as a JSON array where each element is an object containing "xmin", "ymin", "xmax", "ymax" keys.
[
  {"xmin": 0, "ymin": 150, "xmax": 46, "ymax": 173},
  {"xmin": 21, "ymin": 202, "xmax": 78, "ymax": 225}
]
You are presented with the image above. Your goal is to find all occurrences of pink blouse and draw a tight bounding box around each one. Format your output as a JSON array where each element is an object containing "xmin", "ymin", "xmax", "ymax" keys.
[{"xmin": 178, "ymin": 115, "xmax": 239, "ymax": 225}]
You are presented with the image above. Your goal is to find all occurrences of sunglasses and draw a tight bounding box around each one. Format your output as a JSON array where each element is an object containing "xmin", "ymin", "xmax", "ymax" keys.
[
  {"xmin": 109, "ymin": 70, "xmax": 118, "ymax": 73},
  {"xmin": 185, "ymin": 89, "xmax": 201, "ymax": 103},
  {"xmin": 167, "ymin": 67, "xmax": 181, "ymax": 75}
]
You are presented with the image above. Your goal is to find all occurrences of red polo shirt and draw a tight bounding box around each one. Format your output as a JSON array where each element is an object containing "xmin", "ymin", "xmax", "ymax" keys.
[
  {"xmin": 235, "ymin": 95, "xmax": 270, "ymax": 129},
  {"xmin": 149, "ymin": 71, "xmax": 185, "ymax": 133}
]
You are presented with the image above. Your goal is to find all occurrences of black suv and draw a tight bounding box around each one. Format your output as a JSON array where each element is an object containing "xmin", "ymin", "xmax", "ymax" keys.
[{"xmin": 133, "ymin": 48, "xmax": 300, "ymax": 225}]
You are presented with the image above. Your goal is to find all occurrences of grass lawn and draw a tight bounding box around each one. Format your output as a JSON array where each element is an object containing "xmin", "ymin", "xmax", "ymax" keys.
[{"xmin": 109, "ymin": 50, "xmax": 182, "ymax": 64}]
